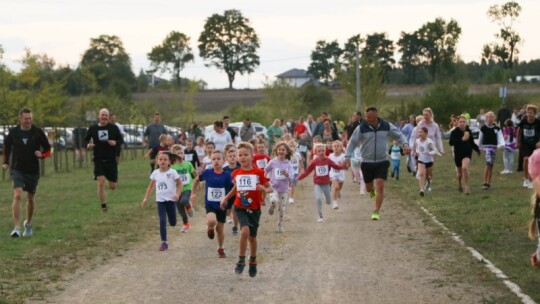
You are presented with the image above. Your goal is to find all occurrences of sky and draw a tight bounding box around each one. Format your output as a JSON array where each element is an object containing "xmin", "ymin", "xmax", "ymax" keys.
[{"xmin": 0, "ymin": 0, "xmax": 538, "ymax": 89}]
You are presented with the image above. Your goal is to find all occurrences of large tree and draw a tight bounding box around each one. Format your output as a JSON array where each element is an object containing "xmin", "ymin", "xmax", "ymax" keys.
[
  {"xmin": 80, "ymin": 35, "xmax": 135, "ymax": 98},
  {"xmin": 361, "ymin": 32, "xmax": 395, "ymax": 83},
  {"xmin": 148, "ymin": 31, "xmax": 194, "ymax": 88},
  {"xmin": 482, "ymin": 1, "xmax": 521, "ymax": 73},
  {"xmin": 307, "ymin": 40, "xmax": 342, "ymax": 85},
  {"xmin": 397, "ymin": 31, "xmax": 424, "ymax": 84},
  {"xmin": 416, "ymin": 18, "xmax": 462, "ymax": 81},
  {"xmin": 198, "ymin": 9, "xmax": 260, "ymax": 89}
]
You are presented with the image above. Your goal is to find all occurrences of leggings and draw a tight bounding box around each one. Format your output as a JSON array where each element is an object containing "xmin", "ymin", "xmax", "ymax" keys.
[
  {"xmin": 270, "ymin": 192, "xmax": 288, "ymax": 224},
  {"xmin": 314, "ymin": 184, "xmax": 331, "ymax": 218},
  {"xmin": 157, "ymin": 200, "xmax": 177, "ymax": 242},
  {"xmin": 391, "ymin": 159, "xmax": 400, "ymax": 176},
  {"xmin": 176, "ymin": 191, "xmax": 191, "ymax": 224},
  {"xmin": 503, "ymin": 150, "xmax": 514, "ymax": 172}
]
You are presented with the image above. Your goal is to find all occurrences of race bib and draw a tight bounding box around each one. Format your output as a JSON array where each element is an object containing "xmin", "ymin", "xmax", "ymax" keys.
[
  {"xmin": 274, "ymin": 169, "xmax": 287, "ymax": 180},
  {"xmin": 298, "ymin": 145, "xmax": 307, "ymax": 152},
  {"xmin": 315, "ymin": 165, "xmax": 329, "ymax": 177},
  {"xmin": 179, "ymin": 173, "xmax": 190, "ymax": 185},
  {"xmin": 236, "ymin": 174, "xmax": 258, "ymax": 191},
  {"xmin": 291, "ymin": 160, "xmax": 299, "ymax": 174},
  {"xmin": 256, "ymin": 159, "xmax": 268, "ymax": 168},
  {"xmin": 184, "ymin": 154, "xmax": 193, "ymax": 162},
  {"xmin": 207, "ymin": 187, "xmax": 225, "ymax": 202},
  {"xmin": 331, "ymin": 168, "xmax": 340, "ymax": 174},
  {"xmin": 524, "ymin": 128, "xmax": 536, "ymax": 137}
]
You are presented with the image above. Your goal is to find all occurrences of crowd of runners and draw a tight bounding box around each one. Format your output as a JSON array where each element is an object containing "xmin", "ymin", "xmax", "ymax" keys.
[{"xmin": 3, "ymin": 104, "xmax": 540, "ymax": 274}]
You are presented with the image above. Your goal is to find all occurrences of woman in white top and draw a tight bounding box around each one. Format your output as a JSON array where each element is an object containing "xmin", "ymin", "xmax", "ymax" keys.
[{"xmin": 207, "ymin": 120, "xmax": 232, "ymax": 152}]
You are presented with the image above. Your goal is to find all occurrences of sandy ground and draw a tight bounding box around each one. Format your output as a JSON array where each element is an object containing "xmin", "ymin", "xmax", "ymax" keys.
[{"xmin": 42, "ymin": 177, "xmax": 517, "ymax": 304}]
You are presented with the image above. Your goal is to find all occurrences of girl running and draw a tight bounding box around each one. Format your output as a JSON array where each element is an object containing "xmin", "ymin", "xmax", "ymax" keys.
[
  {"xmin": 171, "ymin": 145, "xmax": 197, "ymax": 233},
  {"xmin": 329, "ymin": 140, "xmax": 346, "ymax": 209},
  {"xmin": 287, "ymin": 140, "xmax": 304, "ymax": 204},
  {"xmin": 388, "ymin": 140, "xmax": 404, "ymax": 180},
  {"xmin": 478, "ymin": 111, "xmax": 505, "ymax": 189},
  {"xmin": 411, "ymin": 108, "xmax": 445, "ymax": 186},
  {"xmin": 297, "ymin": 143, "xmax": 344, "ymax": 222},
  {"xmin": 141, "ymin": 151, "xmax": 182, "ymax": 251},
  {"xmin": 449, "ymin": 116, "xmax": 480, "ymax": 194},
  {"xmin": 502, "ymin": 119, "xmax": 517, "ymax": 174},
  {"xmin": 413, "ymin": 127, "xmax": 442, "ymax": 196},
  {"xmin": 201, "ymin": 141, "xmax": 215, "ymax": 171},
  {"xmin": 194, "ymin": 150, "xmax": 234, "ymax": 258},
  {"xmin": 220, "ymin": 142, "xmax": 271, "ymax": 277},
  {"xmin": 265, "ymin": 141, "xmax": 295, "ymax": 233}
]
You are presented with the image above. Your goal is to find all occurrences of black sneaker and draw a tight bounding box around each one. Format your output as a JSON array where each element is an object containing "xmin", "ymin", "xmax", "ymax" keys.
[
  {"xmin": 248, "ymin": 262, "xmax": 257, "ymax": 277},
  {"xmin": 391, "ymin": 172, "xmax": 395, "ymax": 178},
  {"xmin": 482, "ymin": 183, "xmax": 488, "ymax": 190},
  {"xmin": 235, "ymin": 262, "xmax": 245, "ymax": 274}
]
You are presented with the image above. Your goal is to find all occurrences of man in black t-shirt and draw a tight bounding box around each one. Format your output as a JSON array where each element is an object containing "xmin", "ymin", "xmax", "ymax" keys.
[
  {"xmin": 85, "ymin": 108, "xmax": 124, "ymax": 212},
  {"xmin": 223, "ymin": 115, "xmax": 238, "ymax": 143},
  {"xmin": 2, "ymin": 108, "xmax": 51, "ymax": 237}
]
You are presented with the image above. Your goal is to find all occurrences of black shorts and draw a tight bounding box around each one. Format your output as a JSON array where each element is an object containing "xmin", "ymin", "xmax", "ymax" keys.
[
  {"xmin": 11, "ymin": 170, "xmax": 40, "ymax": 194},
  {"xmin": 206, "ymin": 205, "xmax": 227, "ymax": 223},
  {"xmin": 234, "ymin": 206, "xmax": 261, "ymax": 237},
  {"xmin": 93, "ymin": 159, "xmax": 118, "ymax": 182},
  {"xmin": 418, "ymin": 161, "xmax": 433, "ymax": 168},
  {"xmin": 522, "ymin": 144, "xmax": 536, "ymax": 158},
  {"xmin": 454, "ymin": 153, "xmax": 472, "ymax": 168},
  {"xmin": 226, "ymin": 195, "xmax": 236, "ymax": 210},
  {"xmin": 360, "ymin": 161, "xmax": 390, "ymax": 184}
]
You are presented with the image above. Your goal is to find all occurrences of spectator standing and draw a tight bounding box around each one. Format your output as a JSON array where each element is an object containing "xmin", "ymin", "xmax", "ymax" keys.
[
  {"xmin": 223, "ymin": 116, "xmax": 238, "ymax": 144},
  {"xmin": 143, "ymin": 112, "xmax": 167, "ymax": 148},
  {"xmin": 239, "ymin": 118, "xmax": 257, "ymax": 142}
]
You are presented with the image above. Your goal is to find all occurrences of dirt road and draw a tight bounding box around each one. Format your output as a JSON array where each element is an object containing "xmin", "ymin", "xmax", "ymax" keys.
[{"xmin": 43, "ymin": 178, "xmax": 517, "ymax": 304}]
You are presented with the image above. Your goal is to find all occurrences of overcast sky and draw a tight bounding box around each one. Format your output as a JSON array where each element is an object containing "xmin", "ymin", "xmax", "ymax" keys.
[{"xmin": 1, "ymin": 0, "xmax": 538, "ymax": 89}]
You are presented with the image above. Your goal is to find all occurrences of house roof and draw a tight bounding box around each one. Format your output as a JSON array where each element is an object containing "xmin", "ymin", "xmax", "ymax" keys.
[{"xmin": 276, "ymin": 68, "xmax": 312, "ymax": 79}]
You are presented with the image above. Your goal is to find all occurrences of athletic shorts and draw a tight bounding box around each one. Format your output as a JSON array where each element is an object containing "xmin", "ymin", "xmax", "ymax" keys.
[
  {"xmin": 360, "ymin": 161, "xmax": 390, "ymax": 184},
  {"xmin": 206, "ymin": 205, "xmax": 227, "ymax": 223},
  {"xmin": 522, "ymin": 144, "xmax": 536, "ymax": 158},
  {"xmin": 418, "ymin": 161, "xmax": 433, "ymax": 168},
  {"xmin": 11, "ymin": 169, "xmax": 40, "ymax": 194},
  {"xmin": 226, "ymin": 195, "xmax": 236, "ymax": 210},
  {"xmin": 234, "ymin": 206, "xmax": 261, "ymax": 237},
  {"xmin": 484, "ymin": 149, "xmax": 497, "ymax": 166},
  {"xmin": 454, "ymin": 153, "xmax": 472, "ymax": 168},
  {"xmin": 93, "ymin": 159, "xmax": 118, "ymax": 182}
]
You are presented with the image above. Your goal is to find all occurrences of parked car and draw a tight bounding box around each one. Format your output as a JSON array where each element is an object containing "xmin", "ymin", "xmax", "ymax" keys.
[
  {"xmin": 227, "ymin": 122, "xmax": 269, "ymax": 140},
  {"xmin": 123, "ymin": 125, "xmax": 144, "ymax": 148}
]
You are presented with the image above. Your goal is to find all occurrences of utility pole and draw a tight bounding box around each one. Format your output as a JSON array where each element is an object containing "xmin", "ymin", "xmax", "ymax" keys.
[{"xmin": 355, "ymin": 43, "xmax": 361, "ymax": 111}]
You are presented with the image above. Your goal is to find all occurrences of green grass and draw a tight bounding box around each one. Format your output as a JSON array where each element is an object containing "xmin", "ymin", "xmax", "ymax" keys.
[
  {"xmin": 0, "ymin": 151, "xmax": 159, "ymax": 303},
  {"xmin": 386, "ymin": 143, "xmax": 540, "ymax": 301}
]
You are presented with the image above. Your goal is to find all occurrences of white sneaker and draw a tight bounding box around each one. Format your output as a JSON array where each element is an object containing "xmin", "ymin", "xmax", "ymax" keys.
[
  {"xmin": 23, "ymin": 220, "xmax": 32, "ymax": 237},
  {"xmin": 288, "ymin": 198, "xmax": 294, "ymax": 204},
  {"xmin": 10, "ymin": 227, "xmax": 20, "ymax": 238},
  {"xmin": 317, "ymin": 217, "xmax": 324, "ymax": 223},
  {"xmin": 332, "ymin": 201, "xmax": 339, "ymax": 210},
  {"xmin": 226, "ymin": 216, "xmax": 233, "ymax": 224},
  {"xmin": 528, "ymin": 182, "xmax": 534, "ymax": 189},
  {"xmin": 277, "ymin": 223, "xmax": 284, "ymax": 233},
  {"xmin": 524, "ymin": 179, "xmax": 532, "ymax": 188},
  {"xmin": 500, "ymin": 170, "xmax": 508, "ymax": 174},
  {"xmin": 360, "ymin": 190, "xmax": 366, "ymax": 195}
]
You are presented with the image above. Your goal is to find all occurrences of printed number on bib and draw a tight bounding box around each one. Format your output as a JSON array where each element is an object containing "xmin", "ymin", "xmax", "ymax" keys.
[
  {"xmin": 315, "ymin": 165, "xmax": 329, "ymax": 177},
  {"xmin": 256, "ymin": 159, "xmax": 268, "ymax": 168},
  {"xmin": 236, "ymin": 174, "xmax": 258, "ymax": 191},
  {"xmin": 274, "ymin": 169, "xmax": 286, "ymax": 180},
  {"xmin": 179, "ymin": 174, "xmax": 190, "ymax": 185},
  {"xmin": 208, "ymin": 187, "xmax": 225, "ymax": 202},
  {"xmin": 524, "ymin": 129, "xmax": 536, "ymax": 137},
  {"xmin": 184, "ymin": 154, "xmax": 193, "ymax": 162},
  {"xmin": 298, "ymin": 145, "xmax": 307, "ymax": 152}
]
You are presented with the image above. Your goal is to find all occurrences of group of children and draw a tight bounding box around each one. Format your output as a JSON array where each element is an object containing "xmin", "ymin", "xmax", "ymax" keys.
[{"xmin": 140, "ymin": 132, "xmax": 354, "ymax": 278}]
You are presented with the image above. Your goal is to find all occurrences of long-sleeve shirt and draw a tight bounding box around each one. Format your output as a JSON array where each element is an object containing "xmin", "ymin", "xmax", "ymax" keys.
[
  {"xmin": 297, "ymin": 157, "xmax": 343, "ymax": 185},
  {"xmin": 478, "ymin": 124, "xmax": 505, "ymax": 150},
  {"xmin": 410, "ymin": 120, "xmax": 444, "ymax": 154},
  {"xmin": 265, "ymin": 158, "xmax": 295, "ymax": 193},
  {"xmin": 415, "ymin": 138, "xmax": 441, "ymax": 163}
]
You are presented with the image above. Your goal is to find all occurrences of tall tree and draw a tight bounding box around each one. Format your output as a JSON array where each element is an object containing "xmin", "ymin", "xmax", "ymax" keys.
[
  {"xmin": 198, "ymin": 9, "xmax": 260, "ymax": 89},
  {"xmin": 482, "ymin": 1, "xmax": 522, "ymax": 73},
  {"xmin": 148, "ymin": 31, "xmax": 194, "ymax": 88},
  {"xmin": 80, "ymin": 35, "xmax": 135, "ymax": 98},
  {"xmin": 307, "ymin": 40, "xmax": 342, "ymax": 85},
  {"xmin": 417, "ymin": 18, "xmax": 462, "ymax": 82},
  {"xmin": 362, "ymin": 33, "xmax": 395, "ymax": 83},
  {"xmin": 397, "ymin": 31, "xmax": 424, "ymax": 84}
]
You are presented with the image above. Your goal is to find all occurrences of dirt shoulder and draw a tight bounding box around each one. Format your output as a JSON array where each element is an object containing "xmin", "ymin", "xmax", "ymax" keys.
[{"xmin": 42, "ymin": 178, "xmax": 519, "ymax": 304}]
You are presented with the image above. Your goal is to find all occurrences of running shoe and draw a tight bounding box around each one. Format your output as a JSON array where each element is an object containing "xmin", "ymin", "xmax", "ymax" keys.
[
  {"xmin": 159, "ymin": 242, "xmax": 168, "ymax": 251},
  {"xmin": 332, "ymin": 201, "xmax": 339, "ymax": 210},
  {"xmin": 23, "ymin": 220, "xmax": 32, "ymax": 237},
  {"xmin": 288, "ymin": 198, "xmax": 294, "ymax": 204},
  {"xmin": 207, "ymin": 228, "xmax": 215, "ymax": 240},
  {"xmin": 180, "ymin": 223, "xmax": 190, "ymax": 233},
  {"xmin": 424, "ymin": 179, "xmax": 431, "ymax": 192},
  {"xmin": 186, "ymin": 204, "xmax": 194, "ymax": 217},
  {"xmin": 10, "ymin": 227, "xmax": 20, "ymax": 238},
  {"xmin": 268, "ymin": 203, "xmax": 275, "ymax": 215},
  {"xmin": 317, "ymin": 217, "xmax": 324, "ymax": 223},
  {"xmin": 482, "ymin": 183, "xmax": 488, "ymax": 190},
  {"xmin": 248, "ymin": 262, "xmax": 257, "ymax": 277},
  {"xmin": 226, "ymin": 216, "xmax": 233, "ymax": 224},
  {"xmin": 218, "ymin": 248, "xmax": 227, "ymax": 258},
  {"xmin": 419, "ymin": 190, "xmax": 425, "ymax": 197},
  {"xmin": 524, "ymin": 179, "xmax": 531, "ymax": 188},
  {"xmin": 277, "ymin": 223, "xmax": 284, "ymax": 233},
  {"xmin": 235, "ymin": 262, "xmax": 245, "ymax": 274},
  {"xmin": 369, "ymin": 190, "xmax": 376, "ymax": 199},
  {"xmin": 232, "ymin": 226, "xmax": 239, "ymax": 235},
  {"xmin": 371, "ymin": 211, "xmax": 380, "ymax": 221}
]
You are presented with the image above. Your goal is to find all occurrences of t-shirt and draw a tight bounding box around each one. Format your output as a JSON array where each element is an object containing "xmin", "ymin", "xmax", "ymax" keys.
[
  {"xmin": 329, "ymin": 153, "xmax": 346, "ymax": 179},
  {"xmin": 253, "ymin": 154, "xmax": 270, "ymax": 169},
  {"xmin": 199, "ymin": 169, "xmax": 233, "ymax": 210},
  {"xmin": 144, "ymin": 123, "xmax": 167, "ymax": 148},
  {"xmin": 202, "ymin": 156, "xmax": 212, "ymax": 171},
  {"xmin": 150, "ymin": 168, "xmax": 180, "ymax": 202},
  {"xmin": 518, "ymin": 118, "xmax": 540, "ymax": 148},
  {"xmin": 294, "ymin": 124, "xmax": 308, "ymax": 137},
  {"xmin": 184, "ymin": 148, "xmax": 201, "ymax": 169},
  {"xmin": 297, "ymin": 157, "xmax": 342, "ymax": 185},
  {"xmin": 171, "ymin": 162, "xmax": 195, "ymax": 191},
  {"xmin": 208, "ymin": 131, "xmax": 232, "ymax": 152},
  {"xmin": 232, "ymin": 167, "xmax": 269, "ymax": 210},
  {"xmin": 3, "ymin": 125, "xmax": 51, "ymax": 174},
  {"xmin": 415, "ymin": 138, "xmax": 439, "ymax": 163},
  {"xmin": 84, "ymin": 123, "xmax": 124, "ymax": 162}
]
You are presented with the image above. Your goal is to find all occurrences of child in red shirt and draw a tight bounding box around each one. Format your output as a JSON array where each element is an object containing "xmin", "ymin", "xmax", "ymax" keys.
[
  {"xmin": 253, "ymin": 140, "xmax": 271, "ymax": 169},
  {"xmin": 297, "ymin": 143, "xmax": 343, "ymax": 222},
  {"xmin": 221, "ymin": 142, "xmax": 271, "ymax": 278}
]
